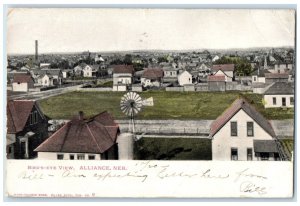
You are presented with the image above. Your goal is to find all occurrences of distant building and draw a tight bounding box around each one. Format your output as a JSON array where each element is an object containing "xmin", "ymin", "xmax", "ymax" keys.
[
  {"xmin": 34, "ymin": 69, "xmax": 63, "ymax": 86},
  {"xmin": 12, "ymin": 73, "xmax": 34, "ymax": 92},
  {"xmin": 265, "ymin": 73, "xmax": 289, "ymax": 84},
  {"xmin": 141, "ymin": 68, "xmax": 164, "ymax": 87},
  {"xmin": 178, "ymin": 71, "xmax": 192, "ymax": 86},
  {"xmin": 82, "ymin": 64, "xmax": 99, "ymax": 78},
  {"xmin": 7, "ymin": 100, "xmax": 48, "ymax": 159},
  {"xmin": 112, "ymin": 65, "xmax": 134, "ymax": 91},
  {"xmin": 263, "ymin": 82, "xmax": 294, "ymax": 108},
  {"xmin": 212, "ymin": 64, "xmax": 235, "ymax": 81},
  {"xmin": 211, "ymin": 98, "xmax": 280, "ymax": 161},
  {"xmin": 163, "ymin": 67, "xmax": 179, "ymax": 83},
  {"xmin": 35, "ymin": 111, "xmax": 120, "ymax": 160}
]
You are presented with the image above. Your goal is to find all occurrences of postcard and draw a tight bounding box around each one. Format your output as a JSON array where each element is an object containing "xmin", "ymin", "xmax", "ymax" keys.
[{"xmin": 5, "ymin": 8, "xmax": 295, "ymax": 198}]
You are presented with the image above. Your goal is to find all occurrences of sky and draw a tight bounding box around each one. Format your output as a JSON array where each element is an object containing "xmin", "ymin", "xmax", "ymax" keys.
[{"xmin": 7, "ymin": 8, "xmax": 295, "ymax": 54}]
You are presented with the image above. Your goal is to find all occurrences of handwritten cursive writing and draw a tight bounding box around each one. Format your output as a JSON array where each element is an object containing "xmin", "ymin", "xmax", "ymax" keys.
[
  {"xmin": 235, "ymin": 168, "xmax": 267, "ymax": 182},
  {"xmin": 239, "ymin": 181, "xmax": 267, "ymax": 195}
]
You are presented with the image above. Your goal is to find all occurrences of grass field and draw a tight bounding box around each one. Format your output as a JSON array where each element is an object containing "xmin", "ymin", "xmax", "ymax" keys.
[
  {"xmin": 134, "ymin": 137, "xmax": 212, "ymax": 160},
  {"xmin": 38, "ymin": 91, "xmax": 294, "ymax": 120}
]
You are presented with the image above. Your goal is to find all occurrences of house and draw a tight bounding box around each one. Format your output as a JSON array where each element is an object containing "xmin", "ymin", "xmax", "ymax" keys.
[
  {"xmin": 35, "ymin": 111, "xmax": 120, "ymax": 160},
  {"xmin": 263, "ymin": 82, "xmax": 294, "ymax": 108},
  {"xmin": 251, "ymin": 68, "xmax": 269, "ymax": 84},
  {"xmin": 207, "ymin": 75, "xmax": 226, "ymax": 91},
  {"xmin": 112, "ymin": 65, "xmax": 134, "ymax": 91},
  {"xmin": 163, "ymin": 67, "xmax": 179, "ymax": 83},
  {"xmin": 212, "ymin": 55, "xmax": 220, "ymax": 62},
  {"xmin": 62, "ymin": 69, "xmax": 73, "ymax": 79},
  {"xmin": 178, "ymin": 71, "xmax": 192, "ymax": 86},
  {"xmin": 265, "ymin": 73, "xmax": 289, "ymax": 84},
  {"xmin": 141, "ymin": 68, "xmax": 164, "ymax": 87},
  {"xmin": 7, "ymin": 100, "xmax": 48, "ymax": 159},
  {"xmin": 33, "ymin": 69, "xmax": 63, "ymax": 86},
  {"xmin": 82, "ymin": 64, "xmax": 99, "ymax": 78},
  {"xmin": 210, "ymin": 98, "xmax": 280, "ymax": 161},
  {"xmin": 12, "ymin": 73, "xmax": 34, "ymax": 92},
  {"xmin": 212, "ymin": 64, "xmax": 235, "ymax": 82},
  {"xmin": 73, "ymin": 63, "xmax": 86, "ymax": 76}
]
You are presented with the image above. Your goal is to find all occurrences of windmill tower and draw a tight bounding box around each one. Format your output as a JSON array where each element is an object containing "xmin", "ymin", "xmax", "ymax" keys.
[{"xmin": 117, "ymin": 92, "xmax": 153, "ymax": 160}]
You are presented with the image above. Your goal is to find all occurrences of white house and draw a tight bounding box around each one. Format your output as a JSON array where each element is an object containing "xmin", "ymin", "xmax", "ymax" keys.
[
  {"xmin": 211, "ymin": 98, "xmax": 280, "ymax": 161},
  {"xmin": 82, "ymin": 65, "xmax": 99, "ymax": 77},
  {"xmin": 212, "ymin": 64, "xmax": 234, "ymax": 82},
  {"xmin": 263, "ymin": 82, "xmax": 294, "ymax": 108},
  {"xmin": 112, "ymin": 65, "xmax": 134, "ymax": 91},
  {"xmin": 12, "ymin": 74, "xmax": 34, "ymax": 92},
  {"xmin": 34, "ymin": 69, "xmax": 63, "ymax": 86},
  {"xmin": 39, "ymin": 74, "xmax": 54, "ymax": 87},
  {"xmin": 252, "ymin": 68, "xmax": 268, "ymax": 84},
  {"xmin": 163, "ymin": 67, "xmax": 179, "ymax": 83},
  {"xmin": 178, "ymin": 71, "xmax": 192, "ymax": 86},
  {"xmin": 212, "ymin": 55, "xmax": 220, "ymax": 62}
]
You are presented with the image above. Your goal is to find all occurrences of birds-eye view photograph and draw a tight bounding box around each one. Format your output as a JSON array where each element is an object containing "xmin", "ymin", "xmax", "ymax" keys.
[{"xmin": 6, "ymin": 8, "xmax": 295, "ymax": 163}]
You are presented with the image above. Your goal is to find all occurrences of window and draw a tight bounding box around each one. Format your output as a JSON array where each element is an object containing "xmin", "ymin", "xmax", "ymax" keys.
[
  {"xmin": 8, "ymin": 146, "xmax": 12, "ymax": 154},
  {"xmin": 231, "ymin": 148, "xmax": 238, "ymax": 160},
  {"xmin": 69, "ymin": 154, "xmax": 75, "ymax": 160},
  {"xmin": 253, "ymin": 76, "xmax": 257, "ymax": 82},
  {"xmin": 247, "ymin": 122, "xmax": 254, "ymax": 137},
  {"xmin": 77, "ymin": 154, "xmax": 85, "ymax": 160},
  {"xmin": 282, "ymin": 97, "xmax": 286, "ymax": 107},
  {"xmin": 230, "ymin": 122, "xmax": 237, "ymax": 136},
  {"xmin": 57, "ymin": 154, "xmax": 64, "ymax": 160},
  {"xmin": 88, "ymin": 155, "xmax": 95, "ymax": 160},
  {"xmin": 247, "ymin": 148, "xmax": 253, "ymax": 161},
  {"xmin": 290, "ymin": 97, "xmax": 294, "ymax": 105},
  {"xmin": 273, "ymin": 97, "xmax": 276, "ymax": 105},
  {"xmin": 29, "ymin": 111, "xmax": 38, "ymax": 125}
]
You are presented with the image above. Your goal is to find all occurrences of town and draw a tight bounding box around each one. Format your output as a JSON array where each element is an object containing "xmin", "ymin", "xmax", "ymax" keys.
[{"xmin": 6, "ymin": 39, "xmax": 294, "ymax": 162}]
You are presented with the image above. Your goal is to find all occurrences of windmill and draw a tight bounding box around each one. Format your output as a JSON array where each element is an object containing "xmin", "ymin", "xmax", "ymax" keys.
[{"xmin": 120, "ymin": 92, "xmax": 153, "ymax": 140}]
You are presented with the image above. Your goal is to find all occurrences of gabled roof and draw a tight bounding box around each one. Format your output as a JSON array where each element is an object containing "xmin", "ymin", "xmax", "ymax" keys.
[
  {"xmin": 265, "ymin": 73, "xmax": 289, "ymax": 79},
  {"xmin": 34, "ymin": 69, "xmax": 62, "ymax": 76},
  {"xmin": 212, "ymin": 64, "xmax": 235, "ymax": 72},
  {"xmin": 264, "ymin": 82, "xmax": 294, "ymax": 95},
  {"xmin": 178, "ymin": 70, "xmax": 192, "ymax": 78},
  {"xmin": 7, "ymin": 100, "xmax": 44, "ymax": 134},
  {"xmin": 34, "ymin": 111, "xmax": 119, "ymax": 154},
  {"xmin": 13, "ymin": 74, "xmax": 33, "ymax": 83},
  {"xmin": 142, "ymin": 68, "xmax": 164, "ymax": 79},
  {"xmin": 113, "ymin": 65, "xmax": 134, "ymax": 74},
  {"xmin": 210, "ymin": 98, "xmax": 276, "ymax": 138},
  {"xmin": 207, "ymin": 75, "xmax": 225, "ymax": 82}
]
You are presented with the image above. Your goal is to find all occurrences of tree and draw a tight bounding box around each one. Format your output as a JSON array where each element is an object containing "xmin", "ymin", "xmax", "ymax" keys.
[{"xmin": 124, "ymin": 54, "xmax": 132, "ymax": 65}]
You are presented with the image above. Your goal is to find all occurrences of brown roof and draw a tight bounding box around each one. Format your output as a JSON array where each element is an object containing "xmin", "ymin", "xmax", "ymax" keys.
[
  {"xmin": 212, "ymin": 64, "xmax": 235, "ymax": 72},
  {"xmin": 210, "ymin": 98, "xmax": 276, "ymax": 138},
  {"xmin": 265, "ymin": 73, "xmax": 289, "ymax": 79},
  {"xmin": 113, "ymin": 65, "xmax": 134, "ymax": 74},
  {"xmin": 207, "ymin": 75, "xmax": 225, "ymax": 82},
  {"xmin": 7, "ymin": 100, "xmax": 39, "ymax": 133},
  {"xmin": 35, "ymin": 111, "xmax": 119, "ymax": 154},
  {"xmin": 13, "ymin": 74, "xmax": 33, "ymax": 83},
  {"xmin": 142, "ymin": 68, "xmax": 164, "ymax": 79}
]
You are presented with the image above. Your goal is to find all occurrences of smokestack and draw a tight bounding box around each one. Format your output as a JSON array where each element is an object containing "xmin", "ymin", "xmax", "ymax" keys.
[
  {"xmin": 78, "ymin": 111, "xmax": 84, "ymax": 120},
  {"xmin": 35, "ymin": 40, "xmax": 38, "ymax": 62}
]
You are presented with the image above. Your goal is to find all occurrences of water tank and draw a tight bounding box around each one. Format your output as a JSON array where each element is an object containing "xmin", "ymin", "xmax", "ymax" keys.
[{"xmin": 117, "ymin": 133, "xmax": 134, "ymax": 160}]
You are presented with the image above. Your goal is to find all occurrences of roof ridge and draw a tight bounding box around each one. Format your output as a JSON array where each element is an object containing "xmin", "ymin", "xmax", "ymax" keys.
[{"xmin": 86, "ymin": 124, "xmax": 103, "ymax": 153}]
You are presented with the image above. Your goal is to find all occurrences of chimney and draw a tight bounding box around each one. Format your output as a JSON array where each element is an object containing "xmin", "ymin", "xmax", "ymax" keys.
[
  {"xmin": 35, "ymin": 40, "xmax": 38, "ymax": 62},
  {"xmin": 78, "ymin": 111, "xmax": 84, "ymax": 120}
]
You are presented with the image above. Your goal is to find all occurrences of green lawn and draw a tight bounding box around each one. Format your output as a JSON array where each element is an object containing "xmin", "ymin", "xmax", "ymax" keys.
[
  {"xmin": 38, "ymin": 91, "xmax": 293, "ymax": 120},
  {"xmin": 134, "ymin": 137, "xmax": 212, "ymax": 160}
]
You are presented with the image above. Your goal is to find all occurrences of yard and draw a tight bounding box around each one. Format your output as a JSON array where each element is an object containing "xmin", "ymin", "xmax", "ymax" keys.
[
  {"xmin": 134, "ymin": 137, "xmax": 212, "ymax": 160},
  {"xmin": 38, "ymin": 91, "xmax": 294, "ymax": 120}
]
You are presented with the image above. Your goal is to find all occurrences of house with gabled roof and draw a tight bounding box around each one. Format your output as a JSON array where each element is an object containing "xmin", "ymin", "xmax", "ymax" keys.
[
  {"xmin": 82, "ymin": 64, "xmax": 99, "ymax": 78},
  {"xmin": 263, "ymin": 82, "xmax": 294, "ymax": 108},
  {"xmin": 141, "ymin": 68, "xmax": 164, "ymax": 88},
  {"xmin": 12, "ymin": 73, "xmax": 35, "ymax": 92},
  {"xmin": 7, "ymin": 100, "xmax": 48, "ymax": 159},
  {"xmin": 210, "ymin": 98, "xmax": 280, "ymax": 161},
  {"xmin": 35, "ymin": 111, "xmax": 120, "ymax": 160},
  {"xmin": 212, "ymin": 64, "xmax": 235, "ymax": 82}
]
